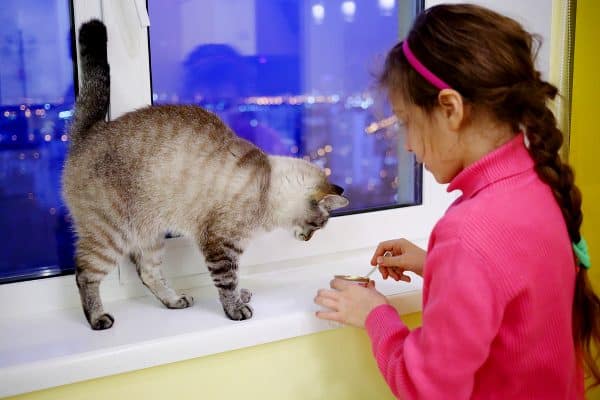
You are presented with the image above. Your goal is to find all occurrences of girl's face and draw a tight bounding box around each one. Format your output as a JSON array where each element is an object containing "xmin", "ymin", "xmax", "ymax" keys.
[{"xmin": 390, "ymin": 92, "xmax": 464, "ymax": 184}]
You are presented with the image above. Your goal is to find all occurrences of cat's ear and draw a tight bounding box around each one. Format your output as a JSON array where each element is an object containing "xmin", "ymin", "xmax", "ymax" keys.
[
  {"xmin": 330, "ymin": 184, "xmax": 344, "ymax": 195},
  {"xmin": 319, "ymin": 194, "xmax": 349, "ymax": 211}
]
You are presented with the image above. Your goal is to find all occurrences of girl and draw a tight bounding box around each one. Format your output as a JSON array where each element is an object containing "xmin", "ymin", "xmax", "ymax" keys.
[{"xmin": 314, "ymin": 4, "xmax": 599, "ymax": 399}]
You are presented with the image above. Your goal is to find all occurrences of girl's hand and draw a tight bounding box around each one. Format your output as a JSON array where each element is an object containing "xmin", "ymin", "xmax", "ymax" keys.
[
  {"xmin": 314, "ymin": 278, "xmax": 388, "ymax": 328},
  {"xmin": 370, "ymin": 238, "xmax": 426, "ymax": 281}
]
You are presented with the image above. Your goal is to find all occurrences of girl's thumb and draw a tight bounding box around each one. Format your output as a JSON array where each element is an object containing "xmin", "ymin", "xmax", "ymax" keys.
[{"xmin": 378, "ymin": 254, "xmax": 411, "ymax": 270}]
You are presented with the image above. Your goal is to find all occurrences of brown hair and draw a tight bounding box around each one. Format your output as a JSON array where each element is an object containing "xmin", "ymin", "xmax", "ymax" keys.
[{"xmin": 380, "ymin": 4, "xmax": 600, "ymax": 388}]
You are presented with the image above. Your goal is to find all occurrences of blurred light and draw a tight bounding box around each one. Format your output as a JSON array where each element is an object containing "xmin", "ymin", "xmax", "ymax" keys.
[
  {"xmin": 11, "ymin": 135, "xmax": 17, "ymax": 141},
  {"xmin": 324, "ymin": 144, "xmax": 333, "ymax": 153},
  {"xmin": 25, "ymin": 109, "xmax": 31, "ymax": 118},
  {"xmin": 49, "ymin": 208, "xmax": 56, "ymax": 215},
  {"xmin": 33, "ymin": 152, "xmax": 39, "ymax": 159},
  {"xmin": 19, "ymin": 153, "xmax": 25, "ymax": 160},
  {"xmin": 365, "ymin": 116, "xmax": 397, "ymax": 134},
  {"xmin": 249, "ymin": 119, "xmax": 258, "ymax": 127},
  {"xmin": 19, "ymin": 104, "xmax": 26, "ymax": 111},
  {"xmin": 3, "ymin": 111, "xmax": 9, "ymax": 117},
  {"xmin": 44, "ymin": 134, "xmax": 52, "ymax": 142},
  {"xmin": 44, "ymin": 103, "xmax": 51, "ymax": 110},
  {"xmin": 28, "ymin": 134, "xmax": 35, "ymax": 141},
  {"xmin": 312, "ymin": 3, "xmax": 325, "ymax": 24},
  {"xmin": 290, "ymin": 145, "xmax": 299, "ymax": 154},
  {"xmin": 345, "ymin": 177, "xmax": 353, "ymax": 185},
  {"xmin": 58, "ymin": 110, "xmax": 73, "ymax": 119},
  {"xmin": 61, "ymin": 134, "xmax": 68, "ymax": 142},
  {"xmin": 152, "ymin": 93, "xmax": 158, "ymax": 101},
  {"xmin": 378, "ymin": 0, "xmax": 395, "ymax": 15},
  {"xmin": 317, "ymin": 148, "xmax": 326, "ymax": 157},
  {"xmin": 341, "ymin": 1, "xmax": 356, "ymax": 22},
  {"xmin": 324, "ymin": 168, "xmax": 331, "ymax": 176},
  {"xmin": 259, "ymin": 56, "xmax": 267, "ymax": 64}
]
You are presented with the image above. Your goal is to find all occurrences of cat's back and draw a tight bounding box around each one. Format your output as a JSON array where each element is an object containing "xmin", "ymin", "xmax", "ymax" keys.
[
  {"xmin": 102, "ymin": 104, "xmax": 233, "ymax": 147},
  {"xmin": 66, "ymin": 104, "xmax": 236, "ymax": 177},
  {"xmin": 63, "ymin": 104, "xmax": 271, "ymax": 229}
]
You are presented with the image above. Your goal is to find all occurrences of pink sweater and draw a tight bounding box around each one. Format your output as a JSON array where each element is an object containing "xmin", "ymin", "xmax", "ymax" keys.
[{"xmin": 365, "ymin": 134, "xmax": 584, "ymax": 399}]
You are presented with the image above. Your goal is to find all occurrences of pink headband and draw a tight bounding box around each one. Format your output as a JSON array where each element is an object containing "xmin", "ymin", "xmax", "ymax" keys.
[{"xmin": 402, "ymin": 40, "xmax": 451, "ymax": 90}]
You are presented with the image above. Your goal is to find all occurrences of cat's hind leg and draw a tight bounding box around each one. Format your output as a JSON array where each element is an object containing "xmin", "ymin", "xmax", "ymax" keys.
[
  {"xmin": 130, "ymin": 238, "xmax": 193, "ymax": 309},
  {"xmin": 75, "ymin": 233, "xmax": 123, "ymax": 330}
]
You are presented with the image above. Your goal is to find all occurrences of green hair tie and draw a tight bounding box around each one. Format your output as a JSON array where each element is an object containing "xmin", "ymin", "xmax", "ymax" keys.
[{"xmin": 573, "ymin": 237, "xmax": 591, "ymax": 270}]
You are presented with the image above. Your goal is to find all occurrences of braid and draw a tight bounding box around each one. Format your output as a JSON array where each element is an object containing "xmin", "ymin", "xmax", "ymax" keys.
[
  {"xmin": 520, "ymin": 81, "xmax": 583, "ymax": 242},
  {"xmin": 520, "ymin": 79, "xmax": 600, "ymax": 388}
]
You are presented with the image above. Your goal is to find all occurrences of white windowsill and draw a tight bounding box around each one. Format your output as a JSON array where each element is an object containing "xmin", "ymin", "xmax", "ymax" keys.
[{"xmin": 0, "ymin": 249, "xmax": 422, "ymax": 398}]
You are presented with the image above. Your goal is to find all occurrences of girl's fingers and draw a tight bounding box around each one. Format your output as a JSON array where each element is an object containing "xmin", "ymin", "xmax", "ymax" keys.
[
  {"xmin": 370, "ymin": 241, "xmax": 396, "ymax": 265},
  {"xmin": 379, "ymin": 266, "xmax": 389, "ymax": 279},
  {"xmin": 316, "ymin": 289, "xmax": 339, "ymax": 300},
  {"xmin": 388, "ymin": 268, "xmax": 403, "ymax": 281},
  {"xmin": 314, "ymin": 295, "xmax": 338, "ymax": 310},
  {"xmin": 378, "ymin": 254, "xmax": 409, "ymax": 269},
  {"xmin": 315, "ymin": 310, "xmax": 343, "ymax": 322}
]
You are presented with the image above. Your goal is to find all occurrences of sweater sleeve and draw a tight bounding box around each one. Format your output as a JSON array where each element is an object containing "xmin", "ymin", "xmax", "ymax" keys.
[{"xmin": 365, "ymin": 238, "xmax": 505, "ymax": 399}]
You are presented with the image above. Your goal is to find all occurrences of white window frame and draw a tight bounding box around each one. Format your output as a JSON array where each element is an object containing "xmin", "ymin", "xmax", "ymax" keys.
[
  {"xmin": 78, "ymin": 2, "xmax": 451, "ymax": 272},
  {"xmin": 2, "ymin": 0, "xmax": 553, "ymax": 318},
  {"xmin": 94, "ymin": 0, "xmax": 454, "ymax": 284},
  {"xmin": 1, "ymin": 0, "xmax": 453, "ymax": 317}
]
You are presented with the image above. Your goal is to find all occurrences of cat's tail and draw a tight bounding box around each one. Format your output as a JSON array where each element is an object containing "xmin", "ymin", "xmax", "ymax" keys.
[{"xmin": 70, "ymin": 20, "xmax": 110, "ymax": 141}]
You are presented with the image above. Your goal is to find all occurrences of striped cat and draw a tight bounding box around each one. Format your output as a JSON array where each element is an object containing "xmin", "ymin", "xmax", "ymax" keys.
[{"xmin": 63, "ymin": 20, "xmax": 349, "ymax": 330}]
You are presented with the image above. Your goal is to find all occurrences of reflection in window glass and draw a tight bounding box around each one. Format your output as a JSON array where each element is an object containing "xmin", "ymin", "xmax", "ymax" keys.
[
  {"xmin": 0, "ymin": 0, "xmax": 76, "ymax": 283},
  {"xmin": 148, "ymin": 0, "xmax": 422, "ymax": 214}
]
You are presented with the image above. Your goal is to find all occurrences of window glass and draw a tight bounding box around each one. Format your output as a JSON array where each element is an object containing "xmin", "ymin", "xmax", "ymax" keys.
[
  {"xmin": 0, "ymin": 0, "xmax": 76, "ymax": 283},
  {"xmin": 148, "ymin": 0, "xmax": 422, "ymax": 215}
]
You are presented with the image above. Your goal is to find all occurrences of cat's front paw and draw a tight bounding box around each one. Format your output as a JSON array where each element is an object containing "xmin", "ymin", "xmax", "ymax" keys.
[
  {"xmin": 165, "ymin": 294, "xmax": 194, "ymax": 309},
  {"xmin": 224, "ymin": 302, "xmax": 253, "ymax": 321},
  {"xmin": 90, "ymin": 313, "xmax": 114, "ymax": 330}
]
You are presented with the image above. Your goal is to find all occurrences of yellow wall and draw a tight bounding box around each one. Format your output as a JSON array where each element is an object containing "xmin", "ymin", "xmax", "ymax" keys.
[
  {"xmin": 571, "ymin": 2, "xmax": 599, "ymax": 287},
  {"xmin": 6, "ymin": 313, "xmax": 422, "ymax": 400},
  {"xmin": 570, "ymin": 1, "xmax": 600, "ymax": 398}
]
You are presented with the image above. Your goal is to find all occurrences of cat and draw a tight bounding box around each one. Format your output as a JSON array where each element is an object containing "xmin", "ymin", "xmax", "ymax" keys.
[{"xmin": 62, "ymin": 20, "xmax": 349, "ymax": 330}]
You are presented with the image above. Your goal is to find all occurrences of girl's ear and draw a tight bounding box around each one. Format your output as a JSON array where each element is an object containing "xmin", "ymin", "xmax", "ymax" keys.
[{"xmin": 437, "ymin": 89, "xmax": 464, "ymax": 131}]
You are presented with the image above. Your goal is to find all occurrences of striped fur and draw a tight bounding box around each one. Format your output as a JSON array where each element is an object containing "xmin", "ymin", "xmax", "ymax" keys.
[{"xmin": 63, "ymin": 20, "xmax": 349, "ymax": 330}]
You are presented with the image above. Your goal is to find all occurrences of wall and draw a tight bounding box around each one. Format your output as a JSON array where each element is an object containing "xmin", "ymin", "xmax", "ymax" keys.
[{"xmin": 570, "ymin": 1, "xmax": 600, "ymax": 398}]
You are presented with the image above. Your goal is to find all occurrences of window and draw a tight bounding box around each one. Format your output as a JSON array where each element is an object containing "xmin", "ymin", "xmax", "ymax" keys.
[
  {"xmin": 2, "ymin": 0, "xmax": 443, "ymax": 286},
  {"xmin": 148, "ymin": 0, "xmax": 422, "ymax": 214},
  {"xmin": 0, "ymin": 0, "xmax": 76, "ymax": 283}
]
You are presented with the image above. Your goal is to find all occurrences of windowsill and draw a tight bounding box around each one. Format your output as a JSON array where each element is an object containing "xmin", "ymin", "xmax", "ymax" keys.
[{"xmin": 0, "ymin": 249, "xmax": 422, "ymax": 398}]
